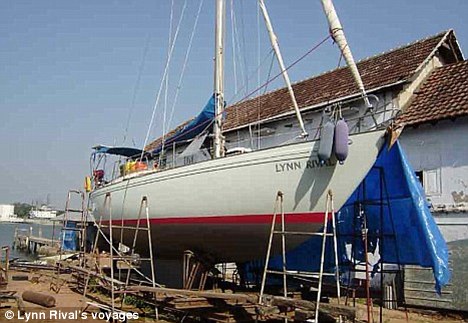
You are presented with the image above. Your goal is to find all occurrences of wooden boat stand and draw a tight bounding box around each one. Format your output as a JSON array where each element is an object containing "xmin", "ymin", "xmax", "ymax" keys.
[{"xmin": 183, "ymin": 250, "xmax": 217, "ymax": 291}]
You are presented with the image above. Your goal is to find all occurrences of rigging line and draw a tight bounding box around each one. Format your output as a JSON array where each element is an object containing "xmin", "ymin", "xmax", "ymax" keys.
[
  {"xmin": 230, "ymin": 0, "xmax": 238, "ymax": 95},
  {"xmin": 160, "ymin": 0, "xmax": 176, "ymax": 164},
  {"xmin": 233, "ymin": 34, "xmax": 331, "ymax": 106},
  {"xmin": 255, "ymin": 1, "xmax": 261, "ymax": 148},
  {"xmin": 257, "ymin": 53, "xmax": 275, "ymax": 147},
  {"xmin": 256, "ymin": 55, "xmax": 275, "ymax": 149},
  {"xmin": 227, "ymin": 49, "xmax": 274, "ymax": 103},
  {"xmin": 231, "ymin": 3, "xmax": 245, "ymax": 96},
  {"xmin": 162, "ymin": 0, "xmax": 204, "ymax": 163},
  {"xmin": 155, "ymin": 117, "xmax": 213, "ymax": 153},
  {"xmin": 122, "ymin": 32, "xmax": 152, "ymax": 146},
  {"xmin": 140, "ymin": 0, "xmax": 188, "ymax": 160},
  {"xmin": 162, "ymin": 0, "xmax": 175, "ymax": 155},
  {"xmin": 238, "ymin": 0, "xmax": 249, "ymax": 96}
]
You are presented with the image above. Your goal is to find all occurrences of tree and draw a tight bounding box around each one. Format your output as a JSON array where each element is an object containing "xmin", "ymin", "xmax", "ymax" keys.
[{"xmin": 13, "ymin": 203, "xmax": 32, "ymax": 218}]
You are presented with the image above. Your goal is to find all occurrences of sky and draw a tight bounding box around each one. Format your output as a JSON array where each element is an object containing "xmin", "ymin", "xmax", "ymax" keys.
[{"xmin": 0, "ymin": 0, "xmax": 467, "ymax": 208}]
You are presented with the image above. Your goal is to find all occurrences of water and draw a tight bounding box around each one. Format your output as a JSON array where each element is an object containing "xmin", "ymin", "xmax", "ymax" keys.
[{"xmin": 0, "ymin": 222, "xmax": 61, "ymax": 261}]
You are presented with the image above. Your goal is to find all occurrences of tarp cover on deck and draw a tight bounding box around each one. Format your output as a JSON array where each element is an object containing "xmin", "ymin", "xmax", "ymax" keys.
[
  {"xmin": 152, "ymin": 95, "xmax": 216, "ymax": 154},
  {"xmin": 92, "ymin": 145, "xmax": 145, "ymax": 158},
  {"xmin": 244, "ymin": 141, "xmax": 450, "ymax": 292}
]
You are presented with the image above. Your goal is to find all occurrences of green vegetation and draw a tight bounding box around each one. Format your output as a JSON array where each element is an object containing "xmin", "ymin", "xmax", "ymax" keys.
[{"xmin": 13, "ymin": 203, "xmax": 32, "ymax": 218}]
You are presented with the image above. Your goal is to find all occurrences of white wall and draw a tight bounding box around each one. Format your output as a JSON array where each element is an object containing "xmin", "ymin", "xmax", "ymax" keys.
[
  {"xmin": 224, "ymin": 91, "xmax": 395, "ymax": 151},
  {"xmin": 0, "ymin": 204, "xmax": 15, "ymax": 220},
  {"xmin": 399, "ymin": 118, "xmax": 468, "ymax": 243},
  {"xmin": 399, "ymin": 117, "xmax": 468, "ymax": 209}
]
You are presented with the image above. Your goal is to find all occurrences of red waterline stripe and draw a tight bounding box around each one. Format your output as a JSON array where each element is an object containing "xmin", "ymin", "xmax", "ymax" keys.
[{"xmin": 102, "ymin": 212, "xmax": 329, "ymax": 226}]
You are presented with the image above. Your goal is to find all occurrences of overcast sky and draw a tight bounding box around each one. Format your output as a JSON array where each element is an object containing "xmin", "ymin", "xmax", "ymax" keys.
[{"xmin": 1, "ymin": 0, "xmax": 467, "ymax": 208}]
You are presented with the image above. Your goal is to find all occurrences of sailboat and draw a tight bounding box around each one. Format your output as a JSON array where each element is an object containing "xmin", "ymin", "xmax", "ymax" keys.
[{"xmin": 89, "ymin": 0, "xmax": 386, "ymax": 263}]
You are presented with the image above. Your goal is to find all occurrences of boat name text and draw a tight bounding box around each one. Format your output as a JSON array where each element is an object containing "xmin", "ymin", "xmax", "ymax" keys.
[{"xmin": 275, "ymin": 159, "xmax": 335, "ymax": 172}]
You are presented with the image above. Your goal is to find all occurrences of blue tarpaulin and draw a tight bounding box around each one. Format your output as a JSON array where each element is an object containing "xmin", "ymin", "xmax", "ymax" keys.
[
  {"xmin": 152, "ymin": 95, "xmax": 216, "ymax": 154},
  {"xmin": 61, "ymin": 221, "xmax": 77, "ymax": 251},
  {"xmin": 244, "ymin": 141, "xmax": 450, "ymax": 292},
  {"xmin": 92, "ymin": 146, "xmax": 145, "ymax": 158}
]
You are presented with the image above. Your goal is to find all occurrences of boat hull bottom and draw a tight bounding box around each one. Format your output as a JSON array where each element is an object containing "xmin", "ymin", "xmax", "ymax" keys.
[{"xmin": 99, "ymin": 221, "xmax": 324, "ymax": 263}]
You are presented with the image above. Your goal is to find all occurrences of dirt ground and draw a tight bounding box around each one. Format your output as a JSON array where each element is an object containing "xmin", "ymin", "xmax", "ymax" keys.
[
  {"xmin": 0, "ymin": 270, "xmax": 466, "ymax": 322},
  {"xmin": 0, "ymin": 270, "xmax": 159, "ymax": 323},
  {"xmin": 352, "ymin": 302, "xmax": 467, "ymax": 323}
]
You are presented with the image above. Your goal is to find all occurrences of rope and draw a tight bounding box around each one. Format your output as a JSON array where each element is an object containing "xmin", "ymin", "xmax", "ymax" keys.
[
  {"xmin": 140, "ymin": 0, "xmax": 188, "ymax": 159},
  {"xmin": 256, "ymin": 53, "xmax": 275, "ymax": 147},
  {"xmin": 230, "ymin": 0, "xmax": 238, "ymax": 95},
  {"xmin": 227, "ymin": 49, "xmax": 274, "ymax": 103},
  {"xmin": 157, "ymin": 36, "xmax": 330, "ymax": 153},
  {"xmin": 161, "ymin": 0, "xmax": 176, "ymax": 158},
  {"xmin": 238, "ymin": 0, "xmax": 249, "ymax": 96},
  {"xmin": 122, "ymin": 32, "xmax": 152, "ymax": 145},
  {"xmin": 233, "ymin": 35, "xmax": 331, "ymax": 106},
  {"xmin": 161, "ymin": 0, "xmax": 204, "ymax": 164}
]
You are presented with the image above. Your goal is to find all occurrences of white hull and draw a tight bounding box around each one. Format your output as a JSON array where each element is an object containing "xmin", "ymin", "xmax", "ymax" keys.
[{"xmin": 90, "ymin": 130, "xmax": 385, "ymax": 262}]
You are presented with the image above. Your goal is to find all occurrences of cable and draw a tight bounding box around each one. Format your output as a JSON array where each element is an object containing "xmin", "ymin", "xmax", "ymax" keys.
[
  {"xmin": 140, "ymin": 0, "xmax": 188, "ymax": 159},
  {"xmin": 233, "ymin": 35, "xmax": 331, "ymax": 106},
  {"xmin": 122, "ymin": 32, "xmax": 152, "ymax": 146},
  {"xmin": 161, "ymin": 0, "xmax": 204, "ymax": 164}
]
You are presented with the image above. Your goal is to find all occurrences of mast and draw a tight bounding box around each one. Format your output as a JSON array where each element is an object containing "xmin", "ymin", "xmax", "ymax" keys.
[
  {"xmin": 213, "ymin": 0, "xmax": 226, "ymax": 159},
  {"xmin": 258, "ymin": 0, "xmax": 308, "ymax": 138},
  {"xmin": 320, "ymin": 0, "xmax": 372, "ymax": 108}
]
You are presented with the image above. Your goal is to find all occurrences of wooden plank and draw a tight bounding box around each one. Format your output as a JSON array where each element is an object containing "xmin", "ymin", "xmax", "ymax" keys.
[
  {"xmin": 263, "ymin": 296, "xmax": 355, "ymax": 319},
  {"xmin": 127, "ymin": 286, "xmax": 257, "ymax": 304}
]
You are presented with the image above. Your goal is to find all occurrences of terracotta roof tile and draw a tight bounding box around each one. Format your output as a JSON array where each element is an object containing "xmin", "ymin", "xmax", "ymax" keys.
[
  {"xmin": 223, "ymin": 31, "xmax": 448, "ymax": 131},
  {"xmin": 397, "ymin": 60, "xmax": 468, "ymax": 126},
  {"xmin": 146, "ymin": 31, "xmax": 453, "ymax": 151}
]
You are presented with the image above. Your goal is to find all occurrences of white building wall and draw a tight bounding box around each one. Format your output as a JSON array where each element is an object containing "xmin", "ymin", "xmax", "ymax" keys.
[
  {"xmin": 399, "ymin": 117, "xmax": 468, "ymax": 242},
  {"xmin": 0, "ymin": 204, "xmax": 15, "ymax": 220},
  {"xmin": 399, "ymin": 118, "xmax": 468, "ymax": 208},
  {"xmin": 224, "ymin": 91, "xmax": 394, "ymax": 151}
]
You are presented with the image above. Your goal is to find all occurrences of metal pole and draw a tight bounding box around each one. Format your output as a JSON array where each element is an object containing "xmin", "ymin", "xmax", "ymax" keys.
[
  {"xmin": 259, "ymin": 191, "xmax": 282, "ymax": 303},
  {"xmin": 144, "ymin": 197, "xmax": 159, "ymax": 321},
  {"xmin": 330, "ymin": 190, "xmax": 341, "ymax": 303},
  {"xmin": 213, "ymin": 0, "xmax": 226, "ymax": 158},
  {"xmin": 258, "ymin": 0, "xmax": 308, "ymax": 137},
  {"xmin": 107, "ymin": 194, "xmax": 116, "ymax": 314},
  {"xmin": 280, "ymin": 193, "xmax": 288, "ymax": 319},
  {"xmin": 315, "ymin": 191, "xmax": 331, "ymax": 322}
]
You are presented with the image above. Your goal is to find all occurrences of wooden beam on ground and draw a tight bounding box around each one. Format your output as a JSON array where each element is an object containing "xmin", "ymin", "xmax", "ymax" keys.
[
  {"xmin": 126, "ymin": 286, "xmax": 257, "ymax": 304},
  {"xmin": 263, "ymin": 295, "xmax": 355, "ymax": 319}
]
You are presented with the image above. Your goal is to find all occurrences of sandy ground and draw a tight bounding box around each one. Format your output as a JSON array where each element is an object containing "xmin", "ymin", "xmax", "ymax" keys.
[
  {"xmin": 0, "ymin": 270, "xmax": 466, "ymax": 322},
  {"xmin": 0, "ymin": 270, "xmax": 159, "ymax": 323}
]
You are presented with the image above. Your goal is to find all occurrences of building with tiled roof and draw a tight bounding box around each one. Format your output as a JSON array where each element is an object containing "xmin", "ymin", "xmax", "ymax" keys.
[
  {"xmin": 397, "ymin": 57, "xmax": 468, "ymax": 312},
  {"xmin": 398, "ymin": 60, "xmax": 468, "ymax": 126},
  {"xmin": 146, "ymin": 30, "xmax": 462, "ymax": 152},
  {"xmin": 144, "ymin": 29, "xmax": 468, "ymax": 310},
  {"xmin": 223, "ymin": 30, "xmax": 461, "ymax": 132}
]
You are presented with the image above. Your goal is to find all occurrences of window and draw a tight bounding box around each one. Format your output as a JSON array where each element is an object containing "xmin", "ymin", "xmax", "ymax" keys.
[
  {"xmin": 415, "ymin": 170, "xmax": 423, "ymax": 185},
  {"xmin": 415, "ymin": 169, "xmax": 441, "ymax": 196}
]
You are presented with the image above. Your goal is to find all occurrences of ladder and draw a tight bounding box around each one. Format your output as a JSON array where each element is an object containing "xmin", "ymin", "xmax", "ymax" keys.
[
  {"xmin": 59, "ymin": 190, "xmax": 88, "ymax": 267},
  {"xmin": 259, "ymin": 190, "xmax": 341, "ymax": 322},
  {"xmin": 81, "ymin": 193, "xmax": 159, "ymax": 320}
]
